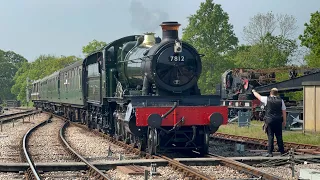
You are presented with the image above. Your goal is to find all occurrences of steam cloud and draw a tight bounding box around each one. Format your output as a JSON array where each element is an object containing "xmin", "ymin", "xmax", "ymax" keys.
[{"xmin": 129, "ymin": 0, "xmax": 169, "ymax": 32}]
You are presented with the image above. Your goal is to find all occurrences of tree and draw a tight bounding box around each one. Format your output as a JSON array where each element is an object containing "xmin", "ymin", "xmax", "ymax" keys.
[
  {"xmin": 243, "ymin": 12, "xmax": 298, "ymax": 44},
  {"xmin": 299, "ymin": 11, "xmax": 320, "ymax": 67},
  {"xmin": 182, "ymin": 0, "xmax": 238, "ymax": 94},
  {"xmin": 234, "ymin": 33, "xmax": 297, "ymax": 68},
  {"xmin": 0, "ymin": 50, "xmax": 28, "ymax": 100},
  {"xmin": 82, "ymin": 40, "xmax": 107, "ymax": 56},
  {"xmin": 11, "ymin": 55, "xmax": 80, "ymax": 104}
]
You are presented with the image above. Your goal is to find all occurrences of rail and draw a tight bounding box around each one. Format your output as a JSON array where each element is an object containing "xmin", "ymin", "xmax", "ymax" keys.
[
  {"xmin": 22, "ymin": 115, "xmax": 51, "ymax": 180},
  {"xmin": 59, "ymin": 119, "xmax": 112, "ymax": 180},
  {"xmin": 207, "ymin": 153, "xmax": 283, "ymax": 180},
  {"xmin": 211, "ymin": 133, "xmax": 320, "ymax": 155},
  {"xmin": 68, "ymin": 119, "xmax": 213, "ymax": 180},
  {"xmin": 49, "ymin": 112, "xmax": 287, "ymax": 180},
  {"xmin": 155, "ymin": 155, "xmax": 212, "ymax": 180},
  {"xmin": 0, "ymin": 110, "xmax": 34, "ymax": 119}
]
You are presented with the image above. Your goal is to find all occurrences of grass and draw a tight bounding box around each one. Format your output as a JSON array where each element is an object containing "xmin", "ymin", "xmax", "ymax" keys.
[{"xmin": 217, "ymin": 121, "xmax": 320, "ymax": 146}]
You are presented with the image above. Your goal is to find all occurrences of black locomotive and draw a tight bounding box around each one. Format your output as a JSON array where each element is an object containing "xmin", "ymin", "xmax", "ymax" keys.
[{"xmin": 32, "ymin": 21, "xmax": 228, "ymax": 155}]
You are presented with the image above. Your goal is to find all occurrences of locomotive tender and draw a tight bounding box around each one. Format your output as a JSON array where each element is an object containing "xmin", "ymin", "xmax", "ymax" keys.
[{"xmin": 31, "ymin": 21, "xmax": 228, "ymax": 155}]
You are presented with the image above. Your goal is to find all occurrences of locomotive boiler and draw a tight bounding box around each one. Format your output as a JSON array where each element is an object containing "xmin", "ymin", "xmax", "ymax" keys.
[
  {"xmin": 31, "ymin": 21, "xmax": 228, "ymax": 155},
  {"xmin": 118, "ymin": 22, "xmax": 202, "ymax": 96}
]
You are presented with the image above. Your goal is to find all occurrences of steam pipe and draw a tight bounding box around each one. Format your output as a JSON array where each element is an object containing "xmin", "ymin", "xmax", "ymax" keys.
[
  {"xmin": 142, "ymin": 76, "xmax": 149, "ymax": 96},
  {"xmin": 161, "ymin": 102, "xmax": 178, "ymax": 119}
]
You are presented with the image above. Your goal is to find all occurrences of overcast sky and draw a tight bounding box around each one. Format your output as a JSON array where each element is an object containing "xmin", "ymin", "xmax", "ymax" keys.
[{"xmin": 0, "ymin": 0, "xmax": 319, "ymax": 61}]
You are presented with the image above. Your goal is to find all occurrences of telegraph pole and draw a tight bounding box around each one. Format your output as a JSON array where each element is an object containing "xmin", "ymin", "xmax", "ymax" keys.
[{"xmin": 26, "ymin": 77, "xmax": 29, "ymax": 107}]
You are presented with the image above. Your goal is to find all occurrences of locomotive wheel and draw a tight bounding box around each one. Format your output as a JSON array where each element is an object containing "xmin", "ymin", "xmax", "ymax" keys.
[
  {"xmin": 137, "ymin": 137, "xmax": 146, "ymax": 151},
  {"xmin": 88, "ymin": 113, "xmax": 93, "ymax": 129},
  {"xmin": 147, "ymin": 127, "xmax": 158, "ymax": 155},
  {"xmin": 200, "ymin": 130, "xmax": 209, "ymax": 156}
]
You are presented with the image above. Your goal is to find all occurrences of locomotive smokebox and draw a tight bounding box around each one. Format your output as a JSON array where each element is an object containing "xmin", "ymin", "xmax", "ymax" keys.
[{"xmin": 160, "ymin": 21, "xmax": 181, "ymax": 41}]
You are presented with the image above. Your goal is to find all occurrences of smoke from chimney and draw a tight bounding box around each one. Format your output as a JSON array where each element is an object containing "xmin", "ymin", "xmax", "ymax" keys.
[{"xmin": 129, "ymin": 0, "xmax": 169, "ymax": 32}]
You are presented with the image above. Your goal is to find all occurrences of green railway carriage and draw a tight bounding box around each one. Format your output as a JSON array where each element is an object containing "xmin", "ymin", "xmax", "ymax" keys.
[
  {"xmin": 59, "ymin": 60, "xmax": 84, "ymax": 106},
  {"xmin": 32, "ymin": 60, "xmax": 84, "ymax": 108},
  {"xmin": 39, "ymin": 75, "xmax": 49, "ymax": 101},
  {"xmin": 46, "ymin": 71, "xmax": 60, "ymax": 103}
]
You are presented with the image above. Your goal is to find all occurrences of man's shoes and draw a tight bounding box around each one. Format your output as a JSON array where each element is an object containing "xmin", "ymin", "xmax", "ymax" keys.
[{"xmin": 264, "ymin": 153, "xmax": 273, "ymax": 157}]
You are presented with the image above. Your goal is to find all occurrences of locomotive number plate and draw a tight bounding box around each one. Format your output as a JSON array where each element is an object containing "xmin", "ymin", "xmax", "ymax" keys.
[{"xmin": 169, "ymin": 55, "xmax": 185, "ymax": 62}]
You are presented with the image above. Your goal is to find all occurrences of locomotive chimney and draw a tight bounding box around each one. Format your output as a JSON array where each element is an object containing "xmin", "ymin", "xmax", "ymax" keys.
[
  {"xmin": 141, "ymin": 32, "xmax": 156, "ymax": 47},
  {"xmin": 160, "ymin": 21, "xmax": 181, "ymax": 41}
]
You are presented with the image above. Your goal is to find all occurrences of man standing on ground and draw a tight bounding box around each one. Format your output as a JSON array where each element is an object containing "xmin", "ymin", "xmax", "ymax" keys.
[{"xmin": 252, "ymin": 88, "xmax": 286, "ymax": 157}]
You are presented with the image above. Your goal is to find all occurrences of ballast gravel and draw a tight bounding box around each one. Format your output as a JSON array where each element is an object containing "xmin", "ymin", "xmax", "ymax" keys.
[
  {"xmin": 0, "ymin": 113, "xmax": 48, "ymax": 163},
  {"xmin": 41, "ymin": 171, "xmax": 90, "ymax": 180},
  {"xmin": 107, "ymin": 166, "xmax": 185, "ymax": 180},
  {"xmin": 191, "ymin": 165, "xmax": 250, "ymax": 179},
  {"xmin": 209, "ymin": 140, "xmax": 261, "ymax": 157},
  {"xmin": 28, "ymin": 117, "xmax": 75, "ymax": 162},
  {"xmin": 65, "ymin": 125, "xmax": 138, "ymax": 163},
  {"xmin": 0, "ymin": 172, "xmax": 24, "ymax": 180},
  {"xmin": 258, "ymin": 163, "xmax": 320, "ymax": 180}
]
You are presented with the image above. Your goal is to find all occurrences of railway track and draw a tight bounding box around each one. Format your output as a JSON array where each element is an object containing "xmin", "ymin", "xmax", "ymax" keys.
[
  {"xmin": 59, "ymin": 118, "xmax": 112, "ymax": 180},
  {"xmin": 211, "ymin": 133, "xmax": 320, "ymax": 155},
  {"xmin": 207, "ymin": 153, "xmax": 282, "ymax": 180},
  {"xmin": 4, "ymin": 110, "xmax": 309, "ymax": 179},
  {"xmin": 69, "ymin": 121, "xmax": 213, "ymax": 180},
  {"xmin": 62, "ymin": 115, "xmax": 283, "ymax": 180},
  {"xmin": 22, "ymin": 115, "xmax": 51, "ymax": 179},
  {"xmin": 0, "ymin": 110, "xmax": 39, "ymax": 124},
  {"xmin": 10, "ymin": 111, "xmax": 315, "ymax": 180},
  {"xmin": 21, "ymin": 113, "xmax": 112, "ymax": 180}
]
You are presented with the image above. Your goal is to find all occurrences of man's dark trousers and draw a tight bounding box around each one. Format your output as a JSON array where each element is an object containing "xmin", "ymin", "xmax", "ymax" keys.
[{"xmin": 266, "ymin": 121, "xmax": 285, "ymax": 154}]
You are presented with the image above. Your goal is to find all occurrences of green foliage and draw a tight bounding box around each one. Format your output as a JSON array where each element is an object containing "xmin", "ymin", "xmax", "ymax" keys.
[
  {"xmin": 11, "ymin": 55, "xmax": 80, "ymax": 104},
  {"xmin": 304, "ymin": 51, "xmax": 320, "ymax": 67},
  {"xmin": 0, "ymin": 50, "xmax": 28, "ymax": 100},
  {"xmin": 182, "ymin": 0, "xmax": 238, "ymax": 94},
  {"xmin": 234, "ymin": 33, "xmax": 297, "ymax": 68},
  {"xmin": 299, "ymin": 11, "xmax": 320, "ymax": 54},
  {"xmin": 82, "ymin": 39, "xmax": 107, "ymax": 56},
  {"xmin": 299, "ymin": 11, "xmax": 320, "ymax": 67}
]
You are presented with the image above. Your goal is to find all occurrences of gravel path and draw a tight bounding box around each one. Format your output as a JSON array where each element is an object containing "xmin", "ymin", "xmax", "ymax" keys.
[
  {"xmin": 258, "ymin": 163, "xmax": 320, "ymax": 180},
  {"xmin": 0, "ymin": 172, "xmax": 24, "ymax": 180},
  {"xmin": 107, "ymin": 166, "xmax": 185, "ymax": 180},
  {"xmin": 191, "ymin": 165, "xmax": 250, "ymax": 179},
  {"xmin": 209, "ymin": 140, "xmax": 261, "ymax": 157},
  {"xmin": 28, "ymin": 117, "xmax": 75, "ymax": 162},
  {"xmin": 65, "ymin": 125, "xmax": 139, "ymax": 163},
  {"xmin": 0, "ymin": 113, "xmax": 48, "ymax": 163}
]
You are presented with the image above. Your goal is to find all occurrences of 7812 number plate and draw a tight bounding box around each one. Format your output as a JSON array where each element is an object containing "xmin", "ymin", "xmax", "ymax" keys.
[{"xmin": 169, "ymin": 55, "xmax": 185, "ymax": 62}]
